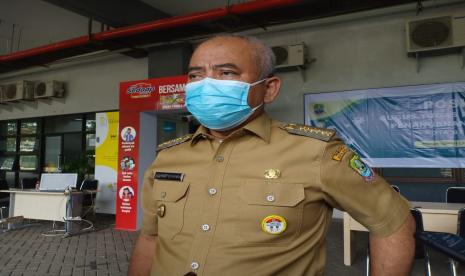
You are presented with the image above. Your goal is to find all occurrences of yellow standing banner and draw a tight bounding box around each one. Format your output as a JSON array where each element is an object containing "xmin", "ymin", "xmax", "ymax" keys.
[{"xmin": 95, "ymin": 111, "xmax": 119, "ymax": 214}]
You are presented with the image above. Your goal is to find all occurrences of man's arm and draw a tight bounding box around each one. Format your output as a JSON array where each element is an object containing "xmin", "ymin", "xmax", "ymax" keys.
[
  {"xmin": 369, "ymin": 214, "xmax": 416, "ymax": 276},
  {"xmin": 129, "ymin": 233, "xmax": 157, "ymax": 276}
]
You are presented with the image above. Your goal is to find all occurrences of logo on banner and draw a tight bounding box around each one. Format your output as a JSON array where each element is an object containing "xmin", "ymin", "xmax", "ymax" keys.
[
  {"xmin": 127, "ymin": 82, "xmax": 156, "ymax": 99},
  {"xmin": 313, "ymin": 103, "xmax": 325, "ymax": 115}
]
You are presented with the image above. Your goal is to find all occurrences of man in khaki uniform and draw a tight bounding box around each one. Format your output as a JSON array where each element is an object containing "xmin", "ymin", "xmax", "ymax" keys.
[{"xmin": 129, "ymin": 35, "xmax": 415, "ymax": 276}]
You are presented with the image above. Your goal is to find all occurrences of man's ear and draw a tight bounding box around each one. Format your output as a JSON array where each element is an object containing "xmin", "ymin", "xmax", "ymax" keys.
[{"xmin": 263, "ymin": 76, "xmax": 281, "ymax": 104}]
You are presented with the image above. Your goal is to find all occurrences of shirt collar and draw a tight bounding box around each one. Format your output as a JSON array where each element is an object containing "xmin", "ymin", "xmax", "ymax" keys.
[
  {"xmin": 243, "ymin": 112, "xmax": 271, "ymax": 143},
  {"xmin": 190, "ymin": 113, "xmax": 271, "ymax": 145}
]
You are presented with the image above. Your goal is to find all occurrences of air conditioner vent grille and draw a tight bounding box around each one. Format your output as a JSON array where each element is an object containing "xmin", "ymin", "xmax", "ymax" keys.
[
  {"xmin": 5, "ymin": 84, "xmax": 17, "ymax": 99},
  {"xmin": 270, "ymin": 43, "xmax": 306, "ymax": 69},
  {"xmin": 411, "ymin": 19, "xmax": 451, "ymax": 48},
  {"xmin": 272, "ymin": 46, "xmax": 289, "ymax": 66},
  {"xmin": 35, "ymin": 82, "xmax": 46, "ymax": 96},
  {"xmin": 405, "ymin": 15, "xmax": 465, "ymax": 53}
]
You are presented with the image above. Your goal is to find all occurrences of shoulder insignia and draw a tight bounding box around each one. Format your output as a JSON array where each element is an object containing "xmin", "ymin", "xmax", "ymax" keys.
[
  {"xmin": 156, "ymin": 134, "xmax": 193, "ymax": 151},
  {"xmin": 332, "ymin": 145, "xmax": 350, "ymax": 161},
  {"xmin": 280, "ymin": 123, "xmax": 336, "ymax": 142}
]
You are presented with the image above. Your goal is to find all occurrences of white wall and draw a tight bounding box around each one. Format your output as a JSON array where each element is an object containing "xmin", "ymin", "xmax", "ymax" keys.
[
  {"xmin": 256, "ymin": 2, "xmax": 465, "ymax": 123},
  {"xmin": 0, "ymin": 56, "xmax": 147, "ymax": 120}
]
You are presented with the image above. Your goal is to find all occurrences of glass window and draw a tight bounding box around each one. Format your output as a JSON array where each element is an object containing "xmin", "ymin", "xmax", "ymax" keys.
[
  {"xmin": 86, "ymin": 114, "xmax": 96, "ymax": 132},
  {"xmin": 0, "ymin": 121, "xmax": 17, "ymax": 136},
  {"xmin": 64, "ymin": 133, "xmax": 82, "ymax": 164},
  {"xmin": 7, "ymin": 122, "xmax": 17, "ymax": 135},
  {"xmin": 86, "ymin": 133, "xmax": 96, "ymax": 151},
  {"xmin": 19, "ymin": 155, "xmax": 38, "ymax": 171},
  {"xmin": 20, "ymin": 121, "xmax": 38, "ymax": 135},
  {"xmin": 5, "ymin": 171, "xmax": 16, "ymax": 188},
  {"xmin": 44, "ymin": 136, "xmax": 62, "ymax": 173},
  {"xmin": 19, "ymin": 137, "xmax": 38, "ymax": 152},
  {"xmin": 44, "ymin": 115, "xmax": 82, "ymax": 133},
  {"xmin": 6, "ymin": 138, "xmax": 16, "ymax": 152},
  {"xmin": 0, "ymin": 156, "xmax": 15, "ymax": 170}
]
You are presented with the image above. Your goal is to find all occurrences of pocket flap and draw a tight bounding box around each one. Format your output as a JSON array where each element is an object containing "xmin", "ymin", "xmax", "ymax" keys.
[
  {"xmin": 154, "ymin": 181, "xmax": 189, "ymax": 202},
  {"xmin": 240, "ymin": 181, "xmax": 304, "ymax": 207}
]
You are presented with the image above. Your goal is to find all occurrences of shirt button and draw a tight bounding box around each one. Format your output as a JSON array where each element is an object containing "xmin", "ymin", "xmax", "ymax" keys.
[
  {"xmin": 208, "ymin": 188, "xmax": 217, "ymax": 196},
  {"xmin": 191, "ymin": 262, "xmax": 200, "ymax": 270},
  {"xmin": 201, "ymin": 224, "xmax": 210, "ymax": 231},
  {"xmin": 266, "ymin": 195, "xmax": 275, "ymax": 202},
  {"xmin": 157, "ymin": 204, "xmax": 166, "ymax": 217},
  {"xmin": 216, "ymin": 155, "xmax": 224, "ymax": 162}
]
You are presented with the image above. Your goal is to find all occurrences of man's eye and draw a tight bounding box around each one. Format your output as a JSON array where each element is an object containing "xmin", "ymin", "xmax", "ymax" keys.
[
  {"xmin": 188, "ymin": 74, "xmax": 202, "ymax": 80},
  {"xmin": 221, "ymin": 71, "xmax": 237, "ymax": 76}
]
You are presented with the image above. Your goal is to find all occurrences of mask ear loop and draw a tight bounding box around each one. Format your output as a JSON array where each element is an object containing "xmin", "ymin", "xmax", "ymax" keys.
[
  {"xmin": 251, "ymin": 102, "xmax": 264, "ymax": 111},
  {"xmin": 248, "ymin": 78, "xmax": 267, "ymax": 110},
  {"xmin": 250, "ymin": 78, "xmax": 267, "ymax": 87}
]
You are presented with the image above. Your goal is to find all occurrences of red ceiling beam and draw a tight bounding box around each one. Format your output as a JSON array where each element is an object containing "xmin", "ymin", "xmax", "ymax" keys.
[{"xmin": 0, "ymin": 0, "xmax": 303, "ymax": 63}]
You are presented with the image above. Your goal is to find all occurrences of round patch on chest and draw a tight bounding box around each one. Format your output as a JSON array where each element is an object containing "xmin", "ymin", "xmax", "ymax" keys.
[{"xmin": 261, "ymin": 215, "xmax": 287, "ymax": 235}]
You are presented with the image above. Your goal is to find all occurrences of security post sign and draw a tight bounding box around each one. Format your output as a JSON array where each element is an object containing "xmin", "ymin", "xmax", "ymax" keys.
[{"xmin": 117, "ymin": 75, "xmax": 187, "ymax": 231}]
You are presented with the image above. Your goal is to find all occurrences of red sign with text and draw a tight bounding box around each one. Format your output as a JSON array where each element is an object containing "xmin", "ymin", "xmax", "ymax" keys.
[
  {"xmin": 119, "ymin": 75, "xmax": 188, "ymax": 112},
  {"xmin": 116, "ymin": 75, "xmax": 187, "ymax": 231}
]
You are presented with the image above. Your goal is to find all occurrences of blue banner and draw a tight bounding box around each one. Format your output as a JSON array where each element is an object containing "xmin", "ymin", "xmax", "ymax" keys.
[{"xmin": 304, "ymin": 82, "xmax": 465, "ymax": 168}]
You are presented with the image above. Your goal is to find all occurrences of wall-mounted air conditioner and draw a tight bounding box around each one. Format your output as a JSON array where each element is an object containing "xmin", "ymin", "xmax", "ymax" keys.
[
  {"xmin": 271, "ymin": 43, "xmax": 307, "ymax": 69},
  {"xmin": 34, "ymin": 81, "xmax": 65, "ymax": 99},
  {"xmin": 2, "ymin": 81, "xmax": 35, "ymax": 102},
  {"xmin": 406, "ymin": 15, "xmax": 465, "ymax": 53}
]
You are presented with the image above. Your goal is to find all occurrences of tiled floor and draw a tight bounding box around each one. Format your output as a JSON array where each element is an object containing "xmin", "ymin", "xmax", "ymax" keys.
[
  {"xmin": 0, "ymin": 216, "xmax": 462, "ymax": 275},
  {"xmin": 0, "ymin": 215, "xmax": 137, "ymax": 276}
]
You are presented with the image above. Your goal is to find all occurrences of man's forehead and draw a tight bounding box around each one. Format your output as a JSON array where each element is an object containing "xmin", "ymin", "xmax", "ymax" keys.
[
  {"xmin": 189, "ymin": 37, "xmax": 257, "ymax": 68},
  {"xmin": 198, "ymin": 36, "xmax": 250, "ymax": 50}
]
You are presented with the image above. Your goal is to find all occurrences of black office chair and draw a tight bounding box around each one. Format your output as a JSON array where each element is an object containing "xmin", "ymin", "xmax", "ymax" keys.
[
  {"xmin": 446, "ymin": 187, "xmax": 465, "ymax": 203},
  {"xmin": 79, "ymin": 179, "xmax": 98, "ymax": 191},
  {"xmin": 449, "ymin": 207, "xmax": 465, "ymax": 276},
  {"xmin": 366, "ymin": 185, "xmax": 401, "ymax": 275},
  {"xmin": 79, "ymin": 179, "xmax": 98, "ymax": 218},
  {"xmin": 21, "ymin": 177, "xmax": 38, "ymax": 190}
]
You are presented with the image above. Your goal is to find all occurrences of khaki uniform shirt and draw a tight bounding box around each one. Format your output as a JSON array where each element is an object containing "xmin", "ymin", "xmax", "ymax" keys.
[{"xmin": 141, "ymin": 113, "xmax": 410, "ymax": 276}]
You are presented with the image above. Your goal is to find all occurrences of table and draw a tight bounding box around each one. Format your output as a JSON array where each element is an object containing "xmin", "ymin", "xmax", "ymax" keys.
[
  {"xmin": 0, "ymin": 189, "xmax": 82, "ymax": 222},
  {"xmin": 343, "ymin": 201, "xmax": 465, "ymax": 266}
]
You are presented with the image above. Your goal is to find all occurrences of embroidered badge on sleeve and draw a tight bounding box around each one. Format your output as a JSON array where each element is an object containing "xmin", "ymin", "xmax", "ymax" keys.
[{"xmin": 349, "ymin": 154, "xmax": 374, "ymax": 182}]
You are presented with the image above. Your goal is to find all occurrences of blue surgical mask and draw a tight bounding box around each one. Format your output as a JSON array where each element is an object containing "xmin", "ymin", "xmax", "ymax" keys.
[{"xmin": 185, "ymin": 77, "xmax": 266, "ymax": 131}]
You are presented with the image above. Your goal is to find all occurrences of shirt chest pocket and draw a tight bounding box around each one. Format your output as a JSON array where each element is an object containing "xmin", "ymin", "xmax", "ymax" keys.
[
  {"xmin": 153, "ymin": 181, "xmax": 190, "ymax": 240},
  {"xmin": 237, "ymin": 181, "xmax": 305, "ymax": 245}
]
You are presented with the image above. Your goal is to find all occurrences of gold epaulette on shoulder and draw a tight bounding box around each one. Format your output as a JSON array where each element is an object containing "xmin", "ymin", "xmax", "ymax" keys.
[
  {"xmin": 280, "ymin": 123, "xmax": 336, "ymax": 142},
  {"xmin": 156, "ymin": 134, "xmax": 193, "ymax": 151}
]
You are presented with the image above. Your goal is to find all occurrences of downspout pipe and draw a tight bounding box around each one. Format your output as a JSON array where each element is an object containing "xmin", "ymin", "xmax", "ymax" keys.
[{"xmin": 0, "ymin": 0, "xmax": 303, "ymax": 63}]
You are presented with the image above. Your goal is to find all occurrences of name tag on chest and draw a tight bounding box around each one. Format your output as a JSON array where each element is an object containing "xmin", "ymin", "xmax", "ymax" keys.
[{"xmin": 154, "ymin": 172, "xmax": 185, "ymax": 182}]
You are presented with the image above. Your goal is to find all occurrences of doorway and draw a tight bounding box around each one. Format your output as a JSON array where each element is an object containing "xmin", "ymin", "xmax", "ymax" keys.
[{"xmin": 156, "ymin": 112, "xmax": 198, "ymax": 144}]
